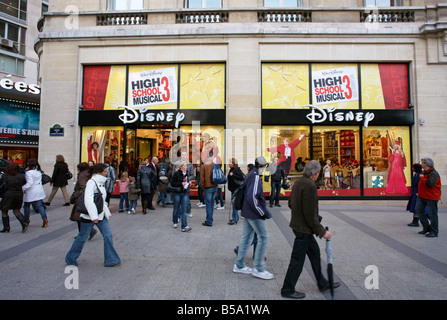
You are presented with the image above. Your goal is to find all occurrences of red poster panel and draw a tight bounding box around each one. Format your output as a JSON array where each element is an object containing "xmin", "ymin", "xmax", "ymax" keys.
[
  {"xmin": 379, "ymin": 64, "xmax": 409, "ymax": 109},
  {"xmin": 83, "ymin": 66, "xmax": 111, "ymax": 110}
]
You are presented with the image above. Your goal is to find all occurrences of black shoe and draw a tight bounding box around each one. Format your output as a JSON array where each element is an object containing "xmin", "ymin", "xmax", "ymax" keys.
[
  {"xmin": 88, "ymin": 228, "xmax": 98, "ymax": 241},
  {"xmin": 418, "ymin": 228, "xmax": 430, "ymax": 234},
  {"xmin": 44, "ymin": 202, "xmax": 50, "ymax": 206},
  {"xmin": 407, "ymin": 218, "xmax": 419, "ymax": 227},
  {"xmin": 281, "ymin": 291, "xmax": 306, "ymax": 299},
  {"xmin": 426, "ymin": 232, "xmax": 438, "ymax": 238},
  {"xmin": 319, "ymin": 282, "xmax": 341, "ymax": 292},
  {"xmin": 228, "ymin": 220, "xmax": 237, "ymax": 225},
  {"xmin": 275, "ymin": 204, "xmax": 281, "ymax": 207},
  {"xmin": 63, "ymin": 203, "xmax": 70, "ymax": 206},
  {"xmin": 148, "ymin": 207, "xmax": 155, "ymax": 210},
  {"xmin": 269, "ymin": 204, "xmax": 273, "ymax": 208},
  {"xmin": 202, "ymin": 222, "xmax": 212, "ymax": 227}
]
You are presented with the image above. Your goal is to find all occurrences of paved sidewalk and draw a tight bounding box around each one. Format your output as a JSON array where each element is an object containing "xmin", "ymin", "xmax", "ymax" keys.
[{"xmin": 0, "ymin": 195, "xmax": 446, "ymax": 301}]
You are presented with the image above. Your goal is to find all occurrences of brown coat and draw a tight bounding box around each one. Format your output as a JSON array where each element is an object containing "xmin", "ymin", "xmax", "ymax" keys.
[
  {"xmin": 200, "ymin": 162, "xmax": 217, "ymax": 189},
  {"xmin": 288, "ymin": 176, "xmax": 326, "ymax": 238}
]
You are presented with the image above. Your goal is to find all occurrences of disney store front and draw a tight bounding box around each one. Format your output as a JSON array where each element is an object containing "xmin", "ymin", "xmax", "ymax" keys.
[
  {"xmin": 79, "ymin": 63, "xmax": 226, "ymax": 196},
  {"xmin": 260, "ymin": 62, "xmax": 414, "ymax": 199}
]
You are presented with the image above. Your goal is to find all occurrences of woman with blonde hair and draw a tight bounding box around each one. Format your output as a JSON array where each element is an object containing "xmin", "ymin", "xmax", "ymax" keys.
[{"xmin": 44, "ymin": 154, "xmax": 70, "ymax": 206}]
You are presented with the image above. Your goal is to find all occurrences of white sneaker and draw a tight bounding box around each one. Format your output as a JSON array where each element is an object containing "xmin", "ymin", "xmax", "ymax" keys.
[
  {"xmin": 127, "ymin": 211, "xmax": 131, "ymax": 215},
  {"xmin": 188, "ymin": 213, "xmax": 193, "ymax": 217},
  {"xmin": 198, "ymin": 203, "xmax": 206, "ymax": 207},
  {"xmin": 131, "ymin": 208, "xmax": 135, "ymax": 214},
  {"xmin": 252, "ymin": 269, "xmax": 274, "ymax": 280},
  {"xmin": 182, "ymin": 226, "xmax": 192, "ymax": 232},
  {"xmin": 233, "ymin": 264, "xmax": 253, "ymax": 275},
  {"xmin": 217, "ymin": 206, "xmax": 225, "ymax": 210},
  {"xmin": 173, "ymin": 223, "xmax": 178, "ymax": 228},
  {"xmin": 196, "ymin": 202, "xmax": 203, "ymax": 206}
]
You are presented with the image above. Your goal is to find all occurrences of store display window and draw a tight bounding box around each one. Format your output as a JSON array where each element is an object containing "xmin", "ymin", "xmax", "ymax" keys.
[
  {"xmin": 363, "ymin": 126, "xmax": 411, "ymax": 196},
  {"xmin": 81, "ymin": 126, "xmax": 124, "ymax": 165},
  {"xmin": 262, "ymin": 126, "xmax": 310, "ymax": 194},
  {"xmin": 312, "ymin": 126, "xmax": 361, "ymax": 197}
]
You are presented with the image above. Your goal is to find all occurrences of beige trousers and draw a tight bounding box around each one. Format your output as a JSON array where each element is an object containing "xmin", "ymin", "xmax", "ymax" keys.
[{"xmin": 47, "ymin": 186, "xmax": 70, "ymax": 204}]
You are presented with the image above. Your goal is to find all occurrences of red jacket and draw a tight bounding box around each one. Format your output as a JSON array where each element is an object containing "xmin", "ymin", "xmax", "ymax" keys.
[
  {"xmin": 418, "ymin": 167, "xmax": 442, "ymax": 201},
  {"xmin": 266, "ymin": 137, "xmax": 302, "ymax": 173}
]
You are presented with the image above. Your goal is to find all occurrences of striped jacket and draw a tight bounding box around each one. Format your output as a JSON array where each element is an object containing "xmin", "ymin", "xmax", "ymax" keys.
[{"xmin": 241, "ymin": 168, "xmax": 272, "ymax": 220}]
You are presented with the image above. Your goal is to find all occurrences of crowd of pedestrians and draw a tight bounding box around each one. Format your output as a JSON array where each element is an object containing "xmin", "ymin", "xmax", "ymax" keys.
[{"xmin": 0, "ymin": 152, "xmax": 442, "ymax": 298}]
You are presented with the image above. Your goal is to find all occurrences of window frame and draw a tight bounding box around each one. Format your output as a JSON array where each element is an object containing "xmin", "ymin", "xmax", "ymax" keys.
[
  {"xmin": 185, "ymin": 0, "xmax": 222, "ymax": 9},
  {"xmin": 264, "ymin": 0, "xmax": 302, "ymax": 7},
  {"xmin": 107, "ymin": 0, "xmax": 144, "ymax": 11}
]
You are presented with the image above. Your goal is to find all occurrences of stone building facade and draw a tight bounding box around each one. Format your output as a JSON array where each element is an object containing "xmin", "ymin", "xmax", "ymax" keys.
[{"xmin": 36, "ymin": 0, "xmax": 447, "ymax": 204}]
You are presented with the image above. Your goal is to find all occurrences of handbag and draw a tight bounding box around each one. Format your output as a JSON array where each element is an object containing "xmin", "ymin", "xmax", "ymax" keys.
[
  {"xmin": 77, "ymin": 180, "xmax": 104, "ymax": 215},
  {"xmin": 0, "ymin": 176, "xmax": 6, "ymax": 198},
  {"xmin": 67, "ymin": 170, "xmax": 73, "ymax": 180},
  {"xmin": 167, "ymin": 182, "xmax": 183, "ymax": 193},
  {"xmin": 211, "ymin": 164, "xmax": 227, "ymax": 185},
  {"xmin": 42, "ymin": 173, "xmax": 51, "ymax": 185}
]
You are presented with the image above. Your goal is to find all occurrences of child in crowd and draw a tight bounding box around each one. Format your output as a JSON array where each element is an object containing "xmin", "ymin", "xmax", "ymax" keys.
[
  {"xmin": 118, "ymin": 172, "xmax": 130, "ymax": 213},
  {"xmin": 128, "ymin": 176, "xmax": 140, "ymax": 214}
]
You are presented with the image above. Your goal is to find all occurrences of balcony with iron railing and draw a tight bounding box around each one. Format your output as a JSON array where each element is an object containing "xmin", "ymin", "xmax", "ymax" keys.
[{"xmin": 38, "ymin": 5, "xmax": 445, "ymax": 32}]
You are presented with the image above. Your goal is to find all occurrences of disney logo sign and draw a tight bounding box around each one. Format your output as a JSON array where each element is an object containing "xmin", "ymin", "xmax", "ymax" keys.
[
  {"xmin": 304, "ymin": 104, "xmax": 375, "ymax": 128},
  {"xmin": 118, "ymin": 105, "xmax": 185, "ymax": 128}
]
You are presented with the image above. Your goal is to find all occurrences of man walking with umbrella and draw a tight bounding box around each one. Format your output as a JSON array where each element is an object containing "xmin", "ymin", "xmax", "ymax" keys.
[{"xmin": 281, "ymin": 160, "xmax": 339, "ymax": 299}]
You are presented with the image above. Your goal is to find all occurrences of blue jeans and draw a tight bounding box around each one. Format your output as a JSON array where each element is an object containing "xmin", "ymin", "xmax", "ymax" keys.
[
  {"xmin": 129, "ymin": 200, "xmax": 138, "ymax": 212},
  {"xmin": 65, "ymin": 219, "xmax": 121, "ymax": 267},
  {"xmin": 270, "ymin": 181, "xmax": 281, "ymax": 206},
  {"xmin": 231, "ymin": 191, "xmax": 239, "ymax": 222},
  {"xmin": 204, "ymin": 186, "xmax": 217, "ymax": 226},
  {"xmin": 416, "ymin": 197, "xmax": 439, "ymax": 234},
  {"xmin": 235, "ymin": 218, "xmax": 269, "ymax": 272},
  {"xmin": 172, "ymin": 192, "xmax": 188, "ymax": 229},
  {"xmin": 215, "ymin": 187, "xmax": 224, "ymax": 206},
  {"xmin": 119, "ymin": 193, "xmax": 129, "ymax": 211},
  {"xmin": 158, "ymin": 191, "xmax": 167, "ymax": 206},
  {"xmin": 23, "ymin": 199, "xmax": 47, "ymax": 221}
]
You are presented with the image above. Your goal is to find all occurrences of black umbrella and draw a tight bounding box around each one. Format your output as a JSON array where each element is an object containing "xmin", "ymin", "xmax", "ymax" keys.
[{"xmin": 325, "ymin": 226, "xmax": 334, "ymax": 300}]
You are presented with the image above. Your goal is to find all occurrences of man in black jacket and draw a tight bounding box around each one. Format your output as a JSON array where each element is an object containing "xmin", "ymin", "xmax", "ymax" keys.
[
  {"xmin": 137, "ymin": 157, "xmax": 158, "ymax": 214},
  {"xmin": 266, "ymin": 156, "xmax": 285, "ymax": 208}
]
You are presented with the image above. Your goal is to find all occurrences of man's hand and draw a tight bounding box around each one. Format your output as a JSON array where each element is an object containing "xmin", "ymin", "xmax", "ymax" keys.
[{"xmin": 323, "ymin": 230, "xmax": 332, "ymax": 240}]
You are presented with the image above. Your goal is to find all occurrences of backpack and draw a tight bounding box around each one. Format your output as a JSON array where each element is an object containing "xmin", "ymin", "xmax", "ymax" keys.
[{"xmin": 158, "ymin": 163, "xmax": 168, "ymax": 180}]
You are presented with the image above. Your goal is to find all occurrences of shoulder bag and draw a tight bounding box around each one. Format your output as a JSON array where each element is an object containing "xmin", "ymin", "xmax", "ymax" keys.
[
  {"xmin": 211, "ymin": 164, "xmax": 227, "ymax": 185},
  {"xmin": 77, "ymin": 180, "xmax": 104, "ymax": 215}
]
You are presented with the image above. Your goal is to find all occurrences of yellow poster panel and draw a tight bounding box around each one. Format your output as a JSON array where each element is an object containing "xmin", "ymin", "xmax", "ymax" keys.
[
  {"xmin": 180, "ymin": 64, "xmax": 225, "ymax": 109},
  {"xmin": 311, "ymin": 63, "xmax": 359, "ymax": 110},
  {"xmin": 128, "ymin": 64, "xmax": 178, "ymax": 110},
  {"xmin": 104, "ymin": 65, "xmax": 127, "ymax": 110},
  {"xmin": 361, "ymin": 64, "xmax": 386, "ymax": 110},
  {"xmin": 262, "ymin": 63, "xmax": 309, "ymax": 109},
  {"xmin": 81, "ymin": 126, "xmax": 123, "ymax": 164}
]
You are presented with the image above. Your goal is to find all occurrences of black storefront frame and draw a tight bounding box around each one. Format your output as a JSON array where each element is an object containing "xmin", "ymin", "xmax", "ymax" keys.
[
  {"xmin": 261, "ymin": 62, "xmax": 415, "ymax": 200},
  {"xmin": 79, "ymin": 62, "xmax": 227, "ymax": 166}
]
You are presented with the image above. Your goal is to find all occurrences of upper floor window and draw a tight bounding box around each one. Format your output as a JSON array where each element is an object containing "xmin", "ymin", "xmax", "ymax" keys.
[
  {"xmin": 365, "ymin": 0, "xmax": 402, "ymax": 6},
  {"xmin": 0, "ymin": 20, "xmax": 26, "ymax": 55},
  {"xmin": 0, "ymin": 0, "xmax": 27, "ymax": 21},
  {"xmin": 265, "ymin": 0, "xmax": 302, "ymax": 7},
  {"xmin": 186, "ymin": 0, "xmax": 222, "ymax": 8},
  {"xmin": 107, "ymin": 0, "xmax": 143, "ymax": 11}
]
